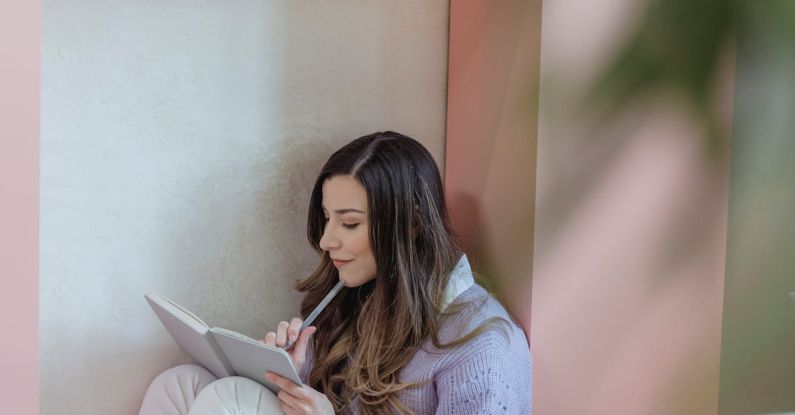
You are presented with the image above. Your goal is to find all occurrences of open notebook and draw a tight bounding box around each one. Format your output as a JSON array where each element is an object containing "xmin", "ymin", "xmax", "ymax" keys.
[{"xmin": 145, "ymin": 293, "xmax": 302, "ymax": 393}]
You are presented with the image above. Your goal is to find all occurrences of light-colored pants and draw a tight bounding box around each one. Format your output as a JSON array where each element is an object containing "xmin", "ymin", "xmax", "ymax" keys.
[{"xmin": 139, "ymin": 364, "xmax": 284, "ymax": 415}]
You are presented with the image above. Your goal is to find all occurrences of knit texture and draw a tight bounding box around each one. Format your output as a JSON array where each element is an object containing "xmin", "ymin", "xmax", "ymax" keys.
[{"xmin": 301, "ymin": 284, "xmax": 533, "ymax": 414}]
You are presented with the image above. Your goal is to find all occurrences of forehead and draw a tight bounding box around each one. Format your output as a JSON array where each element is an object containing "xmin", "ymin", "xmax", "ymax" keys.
[{"xmin": 321, "ymin": 175, "xmax": 368, "ymax": 212}]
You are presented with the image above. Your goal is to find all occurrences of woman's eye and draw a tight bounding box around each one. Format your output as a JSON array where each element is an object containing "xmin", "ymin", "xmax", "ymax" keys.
[{"xmin": 342, "ymin": 223, "xmax": 359, "ymax": 229}]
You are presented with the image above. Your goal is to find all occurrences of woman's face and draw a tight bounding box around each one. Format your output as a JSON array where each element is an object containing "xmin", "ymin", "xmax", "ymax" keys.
[{"xmin": 319, "ymin": 175, "xmax": 377, "ymax": 287}]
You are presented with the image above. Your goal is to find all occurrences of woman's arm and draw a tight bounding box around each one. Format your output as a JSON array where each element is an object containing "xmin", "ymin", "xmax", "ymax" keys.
[{"xmin": 433, "ymin": 330, "xmax": 532, "ymax": 414}]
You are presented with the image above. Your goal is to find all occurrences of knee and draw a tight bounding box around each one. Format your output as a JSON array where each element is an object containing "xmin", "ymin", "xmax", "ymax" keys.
[
  {"xmin": 200, "ymin": 376, "xmax": 269, "ymax": 397},
  {"xmin": 190, "ymin": 377, "xmax": 281, "ymax": 415},
  {"xmin": 140, "ymin": 364, "xmax": 219, "ymax": 415},
  {"xmin": 148, "ymin": 364, "xmax": 217, "ymax": 391}
]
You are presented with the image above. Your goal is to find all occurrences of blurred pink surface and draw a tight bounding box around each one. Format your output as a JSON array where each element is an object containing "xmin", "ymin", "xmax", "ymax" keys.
[
  {"xmin": 0, "ymin": 1, "xmax": 40, "ymax": 414},
  {"xmin": 445, "ymin": 0, "xmax": 540, "ymax": 331},
  {"xmin": 446, "ymin": 0, "xmax": 733, "ymax": 414},
  {"xmin": 531, "ymin": 117, "xmax": 730, "ymax": 414},
  {"xmin": 530, "ymin": 0, "xmax": 733, "ymax": 411}
]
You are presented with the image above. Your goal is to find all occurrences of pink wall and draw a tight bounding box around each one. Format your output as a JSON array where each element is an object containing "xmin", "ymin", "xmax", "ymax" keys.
[
  {"xmin": 0, "ymin": 1, "xmax": 40, "ymax": 413},
  {"xmin": 446, "ymin": 0, "xmax": 732, "ymax": 414},
  {"xmin": 444, "ymin": 0, "xmax": 542, "ymax": 330}
]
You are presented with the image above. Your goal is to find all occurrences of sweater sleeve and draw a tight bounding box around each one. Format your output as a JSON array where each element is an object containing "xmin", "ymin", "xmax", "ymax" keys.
[
  {"xmin": 433, "ymin": 331, "xmax": 532, "ymax": 415},
  {"xmin": 298, "ymin": 341, "xmax": 313, "ymax": 384}
]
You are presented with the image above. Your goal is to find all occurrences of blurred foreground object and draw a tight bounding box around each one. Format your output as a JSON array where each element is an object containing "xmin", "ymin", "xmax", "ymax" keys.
[
  {"xmin": 590, "ymin": 0, "xmax": 738, "ymax": 151},
  {"xmin": 533, "ymin": 0, "xmax": 733, "ymax": 413},
  {"xmin": 718, "ymin": 1, "xmax": 795, "ymax": 414}
]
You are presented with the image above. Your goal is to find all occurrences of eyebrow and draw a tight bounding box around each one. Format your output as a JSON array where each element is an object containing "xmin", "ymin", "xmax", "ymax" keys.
[{"xmin": 322, "ymin": 207, "xmax": 365, "ymax": 215}]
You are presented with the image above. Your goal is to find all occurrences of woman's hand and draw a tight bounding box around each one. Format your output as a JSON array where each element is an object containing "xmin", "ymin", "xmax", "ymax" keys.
[
  {"xmin": 260, "ymin": 318, "xmax": 317, "ymax": 374},
  {"xmin": 265, "ymin": 371, "xmax": 335, "ymax": 415}
]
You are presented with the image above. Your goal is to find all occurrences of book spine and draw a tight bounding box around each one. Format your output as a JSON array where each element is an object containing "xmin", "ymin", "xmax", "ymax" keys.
[{"xmin": 202, "ymin": 330, "xmax": 236, "ymax": 378}]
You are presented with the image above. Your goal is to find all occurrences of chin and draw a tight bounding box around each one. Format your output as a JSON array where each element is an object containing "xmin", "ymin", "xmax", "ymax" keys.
[
  {"xmin": 339, "ymin": 274, "xmax": 369, "ymax": 288},
  {"xmin": 340, "ymin": 276, "xmax": 360, "ymax": 288}
]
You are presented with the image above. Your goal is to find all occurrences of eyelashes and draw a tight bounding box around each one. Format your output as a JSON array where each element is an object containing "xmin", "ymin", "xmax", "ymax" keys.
[{"xmin": 323, "ymin": 217, "xmax": 360, "ymax": 230}]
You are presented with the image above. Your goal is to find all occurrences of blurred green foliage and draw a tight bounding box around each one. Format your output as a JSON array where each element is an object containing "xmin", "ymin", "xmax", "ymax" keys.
[
  {"xmin": 589, "ymin": 0, "xmax": 795, "ymax": 151},
  {"xmin": 589, "ymin": 1, "xmax": 795, "ymax": 413}
]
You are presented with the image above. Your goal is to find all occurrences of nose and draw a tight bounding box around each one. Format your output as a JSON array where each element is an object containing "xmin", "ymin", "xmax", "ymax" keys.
[{"xmin": 318, "ymin": 223, "xmax": 340, "ymax": 252}]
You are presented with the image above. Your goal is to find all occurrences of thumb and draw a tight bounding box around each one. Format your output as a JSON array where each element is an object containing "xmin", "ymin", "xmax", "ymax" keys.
[{"xmin": 292, "ymin": 326, "xmax": 316, "ymax": 359}]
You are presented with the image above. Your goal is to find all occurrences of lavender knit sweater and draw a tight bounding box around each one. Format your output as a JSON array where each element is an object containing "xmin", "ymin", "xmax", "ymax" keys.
[{"xmin": 301, "ymin": 258, "xmax": 533, "ymax": 414}]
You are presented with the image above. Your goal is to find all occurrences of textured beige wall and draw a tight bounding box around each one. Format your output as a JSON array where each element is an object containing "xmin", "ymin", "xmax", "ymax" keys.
[{"xmin": 39, "ymin": 1, "xmax": 449, "ymax": 413}]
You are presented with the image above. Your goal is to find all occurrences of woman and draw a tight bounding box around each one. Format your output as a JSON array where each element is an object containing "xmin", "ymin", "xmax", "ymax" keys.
[{"xmin": 140, "ymin": 131, "xmax": 532, "ymax": 414}]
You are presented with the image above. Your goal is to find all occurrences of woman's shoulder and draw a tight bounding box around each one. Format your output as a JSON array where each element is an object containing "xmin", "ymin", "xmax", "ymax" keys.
[
  {"xmin": 441, "ymin": 284, "xmax": 523, "ymax": 334},
  {"xmin": 435, "ymin": 283, "xmax": 530, "ymax": 361},
  {"xmin": 430, "ymin": 284, "xmax": 533, "ymax": 413}
]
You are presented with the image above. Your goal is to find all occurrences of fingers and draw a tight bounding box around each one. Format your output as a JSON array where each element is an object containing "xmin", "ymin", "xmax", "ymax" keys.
[
  {"xmin": 287, "ymin": 317, "xmax": 303, "ymax": 344},
  {"xmin": 265, "ymin": 372, "xmax": 306, "ymax": 399},
  {"xmin": 291, "ymin": 326, "xmax": 316, "ymax": 365},
  {"xmin": 275, "ymin": 321, "xmax": 289, "ymax": 347},
  {"xmin": 269, "ymin": 372, "xmax": 333, "ymax": 415},
  {"xmin": 262, "ymin": 318, "xmax": 305, "ymax": 349},
  {"xmin": 277, "ymin": 388, "xmax": 304, "ymax": 412},
  {"xmin": 262, "ymin": 331, "xmax": 276, "ymax": 347},
  {"xmin": 279, "ymin": 400, "xmax": 299, "ymax": 415}
]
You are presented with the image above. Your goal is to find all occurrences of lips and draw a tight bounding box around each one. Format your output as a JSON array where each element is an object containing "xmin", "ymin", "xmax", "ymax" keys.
[{"xmin": 332, "ymin": 259, "xmax": 352, "ymax": 268}]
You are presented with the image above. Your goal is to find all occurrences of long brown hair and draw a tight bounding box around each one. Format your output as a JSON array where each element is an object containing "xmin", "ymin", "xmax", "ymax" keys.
[{"xmin": 296, "ymin": 132, "xmax": 504, "ymax": 414}]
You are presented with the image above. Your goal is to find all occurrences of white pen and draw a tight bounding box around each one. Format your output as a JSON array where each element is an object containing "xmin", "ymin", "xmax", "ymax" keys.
[{"xmin": 284, "ymin": 280, "xmax": 345, "ymax": 351}]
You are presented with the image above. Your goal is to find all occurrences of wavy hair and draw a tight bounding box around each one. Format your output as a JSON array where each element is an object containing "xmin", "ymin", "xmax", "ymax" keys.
[{"xmin": 295, "ymin": 131, "xmax": 505, "ymax": 414}]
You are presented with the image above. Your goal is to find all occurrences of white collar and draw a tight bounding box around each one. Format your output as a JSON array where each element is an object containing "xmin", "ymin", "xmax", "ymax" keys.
[{"xmin": 441, "ymin": 254, "xmax": 475, "ymax": 311}]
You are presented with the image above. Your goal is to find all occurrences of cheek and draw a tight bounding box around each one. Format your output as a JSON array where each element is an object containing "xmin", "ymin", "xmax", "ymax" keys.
[{"xmin": 352, "ymin": 228, "xmax": 373, "ymax": 257}]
